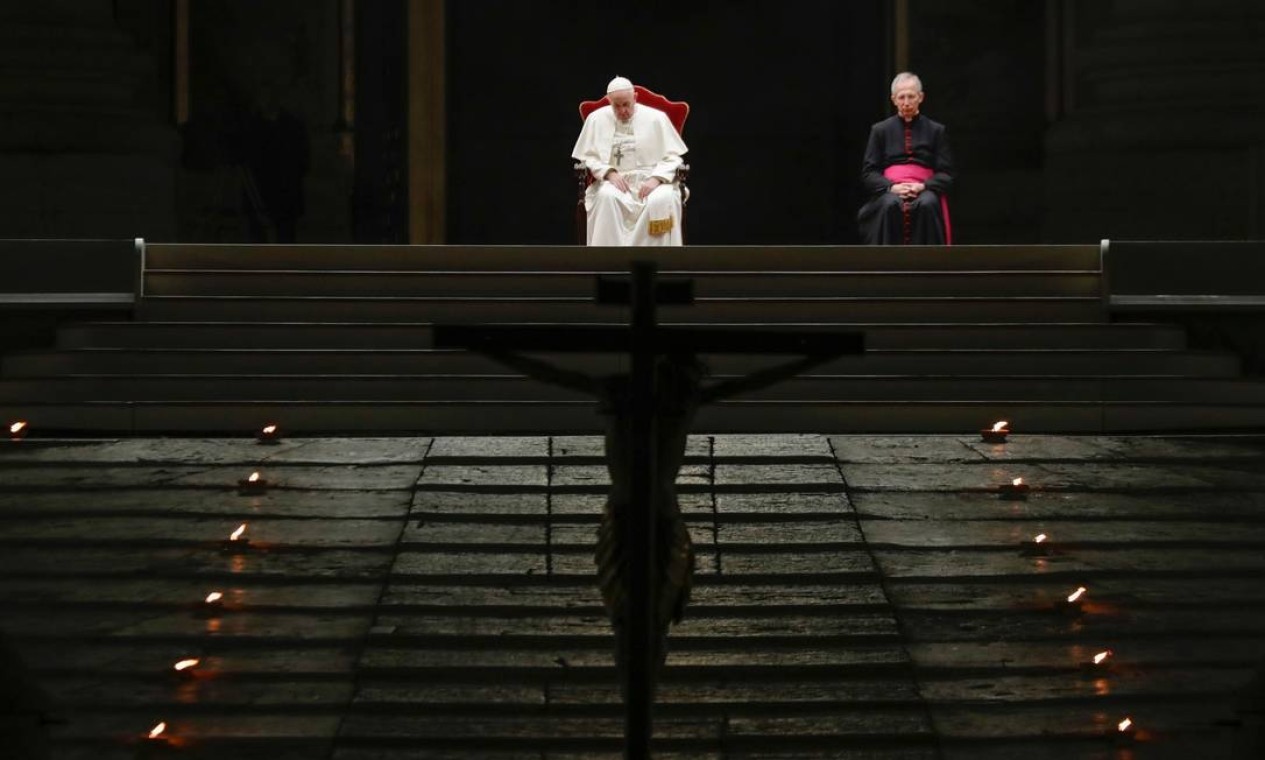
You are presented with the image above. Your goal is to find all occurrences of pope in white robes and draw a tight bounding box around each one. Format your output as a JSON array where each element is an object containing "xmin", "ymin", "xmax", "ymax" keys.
[{"xmin": 571, "ymin": 76, "xmax": 689, "ymax": 246}]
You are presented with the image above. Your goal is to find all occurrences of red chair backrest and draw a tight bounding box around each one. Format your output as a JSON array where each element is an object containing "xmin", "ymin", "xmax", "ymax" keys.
[{"xmin": 578, "ymin": 84, "xmax": 689, "ymax": 135}]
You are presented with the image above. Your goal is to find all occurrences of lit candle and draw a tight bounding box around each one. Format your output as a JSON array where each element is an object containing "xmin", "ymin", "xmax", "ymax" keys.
[
  {"xmin": 1079, "ymin": 648, "xmax": 1115, "ymax": 676},
  {"xmin": 256, "ymin": 424, "xmax": 281, "ymax": 444},
  {"xmin": 135, "ymin": 720, "xmax": 174, "ymax": 757},
  {"xmin": 197, "ymin": 591, "xmax": 225, "ymax": 618},
  {"xmin": 1114, "ymin": 715, "xmax": 1137, "ymax": 743},
  {"xmin": 1020, "ymin": 532, "xmax": 1051, "ymax": 556},
  {"xmin": 1060, "ymin": 585, "xmax": 1088, "ymax": 615},
  {"xmin": 237, "ymin": 471, "xmax": 268, "ymax": 494},
  {"xmin": 221, "ymin": 522, "xmax": 251, "ymax": 552},
  {"xmin": 9, "ymin": 420, "xmax": 29, "ymax": 439},
  {"xmin": 172, "ymin": 658, "xmax": 201, "ymax": 679},
  {"xmin": 980, "ymin": 420, "xmax": 1010, "ymax": 443},
  {"xmin": 998, "ymin": 476, "xmax": 1030, "ymax": 500}
]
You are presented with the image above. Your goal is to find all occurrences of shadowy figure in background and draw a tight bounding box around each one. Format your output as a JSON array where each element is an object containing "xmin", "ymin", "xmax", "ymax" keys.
[
  {"xmin": 480, "ymin": 349, "xmax": 838, "ymax": 682},
  {"xmin": 234, "ymin": 84, "xmax": 310, "ymax": 243}
]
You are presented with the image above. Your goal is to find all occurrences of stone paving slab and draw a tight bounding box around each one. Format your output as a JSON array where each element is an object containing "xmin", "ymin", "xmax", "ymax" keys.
[
  {"xmin": 418, "ymin": 464, "xmax": 548, "ymax": 488},
  {"xmin": 901, "ymin": 609, "xmax": 1265, "ymax": 643},
  {"xmin": 718, "ymin": 550, "xmax": 878, "ymax": 576},
  {"xmin": 170, "ymin": 464, "xmax": 424, "ymax": 491},
  {"xmin": 426, "ymin": 436, "xmax": 549, "ymax": 458},
  {"xmin": 714, "ymin": 463, "xmax": 842, "ymax": 487},
  {"xmin": 0, "ymin": 488, "xmax": 412, "ymax": 517},
  {"xmin": 724, "ymin": 710, "xmax": 933, "ymax": 737},
  {"xmin": 3, "ymin": 609, "xmax": 372, "ymax": 640},
  {"xmin": 0, "ymin": 463, "xmax": 425, "ymax": 491},
  {"xmin": 551, "ymin": 679, "xmax": 923, "ymax": 705},
  {"xmin": 929, "ymin": 701, "xmax": 1235, "ymax": 740},
  {"xmin": 405, "ymin": 520, "xmax": 547, "ymax": 545},
  {"xmin": 379, "ymin": 582, "xmax": 603, "ymax": 609},
  {"xmin": 863, "ymin": 519, "xmax": 1265, "ymax": 547},
  {"xmin": 0, "ymin": 516, "xmax": 405, "ymax": 547},
  {"xmin": 714, "ymin": 491, "xmax": 853, "ymax": 514},
  {"xmin": 712, "ymin": 434, "xmax": 834, "ymax": 458},
  {"xmin": 715, "ymin": 519, "xmax": 865, "ymax": 545},
  {"xmin": 36, "ymin": 676, "xmax": 355, "ymax": 707},
  {"xmin": 0, "ymin": 437, "xmax": 432, "ymax": 465},
  {"xmin": 335, "ymin": 715, "xmax": 721, "ymax": 741},
  {"xmin": 907, "ymin": 638, "xmax": 1265, "ymax": 670},
  {"xmin": 829, "ymin": 435, "xmax": 987, "ymax": 464},
  {"xmin": 686, "ymin": 583, "xmax": 887, "ymax": 609},
  {"xmin": 0, "ymin": 546, "xmax": 395, "ymax": 581},
  {"xmin": 0, "ymin": 579, "xmax": 382, "ymax": 608},
  {"xmin": 413, "ymin": 490, "xmax": 548, "ymax": 515},
  {"xmin": 920, "ymin": 667, "xmax": 1252, "ymax": 703},
  {"xmin": 887, "ymin": 578, "xmax": 1265, "ymax": 611},
  {"xmin": 851, "ymin": 490, "xmax": 1265, "ymax": 520},
  {"xmin": 873, "ymin": 546, "xmax": 1265, "ymax": 580}
]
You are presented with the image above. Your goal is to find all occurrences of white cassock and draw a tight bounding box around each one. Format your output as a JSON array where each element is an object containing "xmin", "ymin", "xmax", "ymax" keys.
[{"xmin": 571, "ymin": 103, "xmax": 688, "ymax": 246}]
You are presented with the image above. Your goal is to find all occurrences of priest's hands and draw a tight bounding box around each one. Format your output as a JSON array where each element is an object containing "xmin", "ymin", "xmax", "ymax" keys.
[
  {"xmin": 889, "ymin": 182, "xmax": 926, "ymax": 200},
  {"xmin": 604, "ymin": 170, "xmax": 631, "ymax": 194},
  {"xmin": 638, "ymin": 177, "xmax": 661, "ymax": 200}
]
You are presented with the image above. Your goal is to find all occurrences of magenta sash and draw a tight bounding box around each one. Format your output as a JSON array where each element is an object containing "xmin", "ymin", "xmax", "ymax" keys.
[{"xmin": 883, "ymin": 165, "xmax": 952, "ymax": 245}]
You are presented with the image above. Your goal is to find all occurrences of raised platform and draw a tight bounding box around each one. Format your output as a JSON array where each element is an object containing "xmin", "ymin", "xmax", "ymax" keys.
[{"xmin": 4, "ymin": 242, "xmax": 1265, "ymax": 434}]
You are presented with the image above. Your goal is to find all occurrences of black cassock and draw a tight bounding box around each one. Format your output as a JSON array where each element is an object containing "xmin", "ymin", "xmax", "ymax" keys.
[{"xmin": 857, "ymin": 113, "xmax": 955, "ymax": 245}]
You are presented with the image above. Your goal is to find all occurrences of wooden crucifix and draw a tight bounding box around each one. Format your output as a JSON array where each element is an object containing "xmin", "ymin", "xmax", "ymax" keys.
[{"xmin": 434, "ymin": 261, "xmax": 864, "ymax": 760}]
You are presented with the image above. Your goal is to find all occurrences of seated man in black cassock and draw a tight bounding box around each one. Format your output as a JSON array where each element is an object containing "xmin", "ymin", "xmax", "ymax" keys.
[{"xmin": 857, "ymin": 72, "xmax": 954, "ymax": 245}]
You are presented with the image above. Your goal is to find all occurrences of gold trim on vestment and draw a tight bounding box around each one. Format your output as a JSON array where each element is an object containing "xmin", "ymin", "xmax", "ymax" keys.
[{"xmin": 648, "ymin": 216, "xmax": 675, "ymax": 236}]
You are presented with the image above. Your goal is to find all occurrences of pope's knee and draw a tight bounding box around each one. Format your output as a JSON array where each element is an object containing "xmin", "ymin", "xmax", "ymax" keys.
[
  {"xmin": 594, "ymin": 183, "xmax": 624, "ymax": 204},
  {"xmin": 644, "ymin": 183, "xmax": 677, "ymax": 214}
]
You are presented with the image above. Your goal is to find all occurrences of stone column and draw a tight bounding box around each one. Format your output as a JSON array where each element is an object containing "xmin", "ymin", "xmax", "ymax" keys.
[{"xmin": 1043, "ymin": 0, "xmax": 1265, "ymax": 241}]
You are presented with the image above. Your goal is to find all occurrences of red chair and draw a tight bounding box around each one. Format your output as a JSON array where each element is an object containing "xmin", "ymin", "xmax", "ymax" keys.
[{"xmin": 574, "ymin": 85, "xmax": 691, "ymax": 243}]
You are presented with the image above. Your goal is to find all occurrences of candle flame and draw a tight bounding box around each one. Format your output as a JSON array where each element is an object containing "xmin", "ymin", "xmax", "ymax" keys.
[
  {"xmin": 1034, "ymin": 533, "xmax": 1047, "ymax": 543},
  {"xmin": 173, "ymin": 658, "xmax": 200, "ymax": 672},
  {"xmin": 1012, "ymin": 477, "xmax": 1024, "ymax": 487},
  {"xmin": 1067, "ymin": 586, "xmax": 1087, "ymax": 603},
  {"xmin": 248, "ymin": 471, "xmax": 260, "ymax": 483},
  {"xmin": 230, "ymin": 523, "xmax": 247, "ymax": 541},
  {"xmin": 261, "ymin": 424, "xmax": 277, "ymax": 435},
  {"xmin": 1093, "ymin": 650, "xmax": 1113, "ymax": 665},
  {"xmin": 9, "ymin": 421, "xmax": 26, "ymax": 434},
  {"xmin": 204, "ymin": 591, "xmax": 223, "ymax": 604},
  {"xmin": 148, "ymin": 721, "xmax": 167, "ymax": 739},
  {"xmin": 1117, "ymin": 716, "xmax": 1133, "ymax": 732},
  {"xmin": 992, "ymin": 420, "xmax": 1009, "ymax": 432}
]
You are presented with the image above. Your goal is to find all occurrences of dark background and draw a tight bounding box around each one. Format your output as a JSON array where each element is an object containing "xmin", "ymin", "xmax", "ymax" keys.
[
  {"xmin": 3, "ymin": 1, "xmax": 1263, "ymax": 245},
  {"xmin": 445, "ymin": 0, "xmax": 886, "ymax": 245}
]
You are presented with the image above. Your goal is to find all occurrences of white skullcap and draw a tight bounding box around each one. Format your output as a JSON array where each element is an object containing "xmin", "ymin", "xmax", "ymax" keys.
[{"xmin": 606, "ymin": 76, "xmax": 634, "ymax": 94}]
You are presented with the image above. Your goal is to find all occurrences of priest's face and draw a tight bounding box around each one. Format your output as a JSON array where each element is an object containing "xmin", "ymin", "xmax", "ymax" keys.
[
  {"xmin": 891, "ymin": 83, "xmax": 924, "ymax": 121},
  {"xmin": 610, "ymin": 89, "xmax": 636, "ymax": 122}
]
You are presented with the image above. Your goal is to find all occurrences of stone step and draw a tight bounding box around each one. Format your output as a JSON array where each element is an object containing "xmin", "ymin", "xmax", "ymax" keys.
[
  {"xmin": 55, "ymin": 321, "xmax": 1189, "ymax": 351},
  {"xmin": 0, "ymin": 348, "xmax": 1237, "ymax": 377},
  {"xmin": 143, "ymin": 269, "xmax": 1103, "ymax": 298},
  {"xmin": 5, "ymin": 375, "xmax": 1265, "ymax": 403},
  {"xmin": 133, "ymin": 295, "xmax": 1107, "ymax": 323},
  {"xmin": 142, "ymin": 242, "xmax": 1104, "ymax": 272}
]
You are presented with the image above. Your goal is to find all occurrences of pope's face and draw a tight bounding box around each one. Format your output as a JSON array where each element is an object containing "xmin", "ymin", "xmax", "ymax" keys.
[
  {"xmin": 610, "ymin": 90, "xmax": 636, "ymax": 122},
  {"xmin": 891, "ymin": 83, "xmax": 924, "ymax": 121}
]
